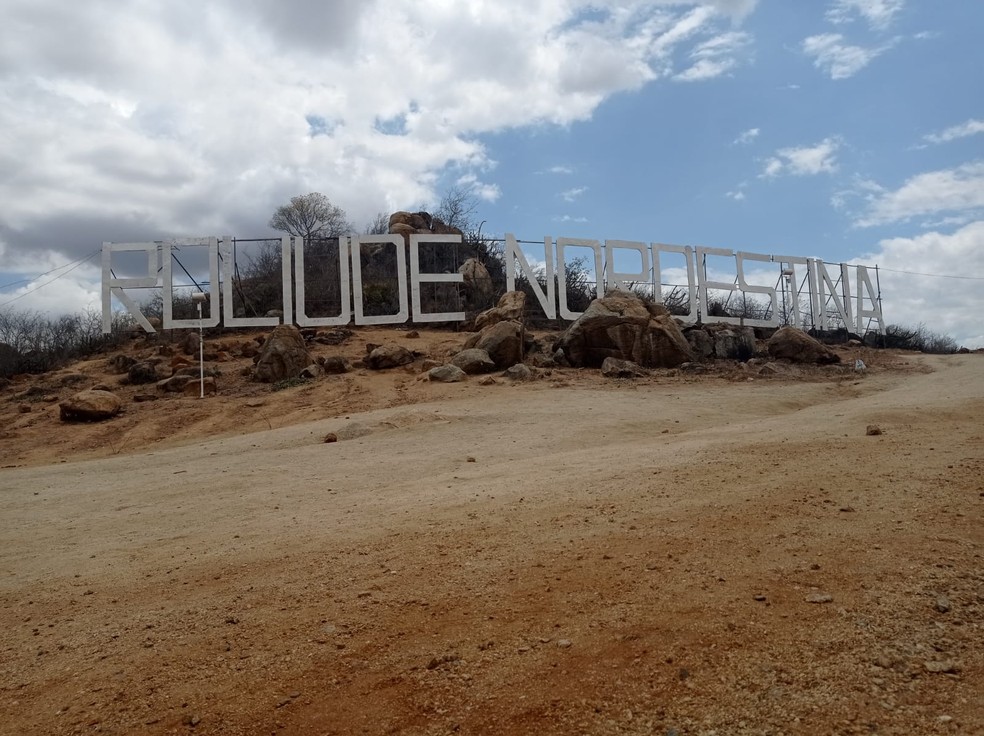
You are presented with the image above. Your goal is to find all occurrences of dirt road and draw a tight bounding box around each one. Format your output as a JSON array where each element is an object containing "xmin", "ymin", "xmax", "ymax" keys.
[{"xmin": 1, "ymin": 354, "xmax": 982, "ymax": 735}]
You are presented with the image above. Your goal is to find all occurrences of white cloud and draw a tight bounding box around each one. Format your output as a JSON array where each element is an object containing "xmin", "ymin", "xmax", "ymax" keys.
[
  {"xmin": 726, "ymin": 180, "xmax": 749, "ymax": 200},
  {"xmin": 0, "ymin": 0, "xmax": 761, "ymax": 322},
  {"xmin": 553, "ymin": 215, "xmax": 589, "ymax": 223},
  {"xmin": 545, "ymin": 165, "xmax": 574, "ymax": 175},
  {"xmin": 761, "ymin": 137, "xmax": 842, "ymax": 178},
  {"xmin": 560, "ymin": 186, "xmax": 588, "ymax": 202},
  {"xmin": 855, "ymin": 220, "xmax": 984, "ymax": 348},
  {"xmin": 456, "ymin": 173, "xmax": 502, "ymax": 203},
  {"xmin": 734, "ymin": 127, "xmax": 760, "ymax": 145},
  {"xmin": 674, "ymin": 30, "xmax": 751, "ymax": 81},
  {"xmin": 856, "ymin": 162, "xmax": 984, "ymax": 227},
  {"xmin": 802, "ymin": 33, "xmax": 896, "ymax": 79},
  {"xmin": 832, "ymin": 177, "xmax": 884, "ymax": 211},
  {"xmin": 0, "ymin": 260, "xmax": 103, "ymax": 316},
  {"xmin": 825, "ymin": 0, "xmax": 905, "ymax": 30},
  {"xmin": 923, "ymin": 119, "xmax": 984, "ymax": 145}
]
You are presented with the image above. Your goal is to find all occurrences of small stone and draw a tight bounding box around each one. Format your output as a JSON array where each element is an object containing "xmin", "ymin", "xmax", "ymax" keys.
[
  {"xmin": 502, "ymin": 363, "xmax": 533, "ymax": 381},
  {"xmin": 924, "ymin": 660, "xmax": 957, "ymax": 673},
  {"xmin": 428, "ymin": 364, "xmax": 467, "ymax": 383},
  {"xmin": 753, "ymin": 594, "xmax": 767, "ymax": 602},
  {"xmin": 466, "ymin": 457, "xmax": 476, "ymax": 463},
  {"xmin": 806, "ymin": 592, "xmax": 833, "ymax": 604},
  {"xmin": 935, "ymin": 595, "xmax": 951, "ymax": 613},
  {"xmin": 866, "ymin": 424, "xmax": 882, "ymax": 436},
  {"xmin": 323, "ymin": 433, "xmax": 338, "ymax": 443},
  {"xmin": 556, "ymin": 639, "xmax": 572, "ymax": 648},
  {"xmin": 839, "ymin": 506, "xmax": 855, "ymax": 512},
  {"xmin": 477, "ymin": 376, "xmax": 496, "ymax": 386}
]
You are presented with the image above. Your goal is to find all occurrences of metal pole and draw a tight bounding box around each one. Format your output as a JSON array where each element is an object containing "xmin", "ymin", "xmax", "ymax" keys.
[
  {"xmin": 191, "ymin": 290, "xmax": 207, "ymax": 399},
  {"xmin": 198, "ymin": 300, "xmax": 204, "ymax": 399}
]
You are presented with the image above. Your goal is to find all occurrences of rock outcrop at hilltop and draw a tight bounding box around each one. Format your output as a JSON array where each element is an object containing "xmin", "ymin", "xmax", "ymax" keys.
[
  {"xmin": 388, "ymin": 211, "xmax": 464, "ymax": 245},
  {"xmin": 557, "ymin": 290, "xmax": 693, "ymax": 369}
]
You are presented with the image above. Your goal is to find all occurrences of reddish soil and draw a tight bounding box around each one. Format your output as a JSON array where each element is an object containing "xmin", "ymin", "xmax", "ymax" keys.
[{"xmin": 1, "ymin": 329, "xmax": 981, "ymax": 735}]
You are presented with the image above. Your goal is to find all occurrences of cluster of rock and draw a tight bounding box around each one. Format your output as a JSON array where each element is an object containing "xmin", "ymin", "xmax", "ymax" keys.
[
  {"xmin": 43, "ymin": 288, "xmax": 850, "ymax": 423},
  {"xmin": 387, "ymin": 210, "xmax": 493, "ymax": 308},
  {"xmin": 555, "ymin": 291, "xmax": 693, "ymax": 368},
  {"xmin": 416, "ymin": 289, "xmax": 843, "ymax": 384},
  {"xmin": 387, "ymin": 211, "xmax": 462, "ymax": 245}
]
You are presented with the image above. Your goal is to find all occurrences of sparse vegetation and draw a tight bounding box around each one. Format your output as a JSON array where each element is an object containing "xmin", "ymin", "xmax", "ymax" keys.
[
  {"xmin": 0, "ymin": 307, "xmax": 134, "ymax": 377},
  {"xmin": 271, "ymin": 376, "xmax": 310, "ymax": 392},
  {"xmin": 878, "ymin": 324, "xmax": 960, "ymax": 354}
]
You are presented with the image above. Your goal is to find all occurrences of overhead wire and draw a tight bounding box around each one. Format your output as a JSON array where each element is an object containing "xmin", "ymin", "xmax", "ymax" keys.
[
  {"xmin": 0, "ymin": 249, "xmax": 101, "ymax": 291},
  {"xmin": 0, "ymin": 251, "xmax": 101, "ymax": 308},
  {"xmin": 873, "ymin": 266, "xmax": 984, "ymax": 281}
]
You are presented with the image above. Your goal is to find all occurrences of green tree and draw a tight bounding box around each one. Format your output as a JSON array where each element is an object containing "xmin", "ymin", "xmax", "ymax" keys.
[{"xmin": 269, "ymin": 192, "xmax": 353, "ymax": 240}]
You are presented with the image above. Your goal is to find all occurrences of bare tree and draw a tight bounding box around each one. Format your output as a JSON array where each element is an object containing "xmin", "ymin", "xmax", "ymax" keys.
[
  {"xmin": 269, "ymin": 192, "xmax": 353, "ymax": 240},
  {"xmin": 436, "ymin": 185, "xmax": 480, "ymax": 233},
  {"xmin": 363, "ymin": 211, "xmax": 390, "ymax": 235}
]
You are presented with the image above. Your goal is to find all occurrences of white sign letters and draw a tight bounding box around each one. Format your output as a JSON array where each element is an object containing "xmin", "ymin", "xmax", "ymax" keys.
[{"xmin": 102, "ymin": 233, "xmax": 884, "ymax": 334}]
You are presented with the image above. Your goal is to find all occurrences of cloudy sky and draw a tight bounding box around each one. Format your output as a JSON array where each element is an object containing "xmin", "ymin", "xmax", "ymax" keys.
[{"xmin": 1, "ymin": 0, "xmax": 982, "ymax": 346}]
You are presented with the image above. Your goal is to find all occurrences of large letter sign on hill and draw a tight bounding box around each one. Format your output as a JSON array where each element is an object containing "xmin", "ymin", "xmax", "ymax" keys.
[{"xmin": 102, "ymin": 234, "xmax": 885, "ymax": 334}]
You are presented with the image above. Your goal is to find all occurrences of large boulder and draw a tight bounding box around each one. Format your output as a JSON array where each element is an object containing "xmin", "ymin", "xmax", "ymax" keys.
[
  {"xmin": 706, "ymin": 324, "xmax": 756, "ymax": 361},
  {"xmin": 127, "ymin": 360, "xmax": 166, "ymax": 385},
  {"xmin": 253, "ymin": 325, "xmax": 314, "ymax": 382},
  {"xmin": 684, "ymin": 328, "xmax": 714, "ymax": 361},
  {"xmin": 366, "ymin": 344, "xmax": 414, "ymax": 370},
  {"xmin": 475, "ymin": 291, "xmax": 526, "ymax": 330},
  {"xmin": 459, "ymin": 258, "xmax": 494, "ymax": 303},
  {"xmin": 557, "ymin": 291, "xmax": 693, "ymax": 368},
  {"xmin": 768, "ymin": 326, "xmax": 841, "ymax": 364},
  {"xmin": 463, "ymin": 320, "xmax": 524, "ymax": 369},
  {"xmin": 59, "ymin": 389, "xmax": 122, "ymax": 422},
  {"xmin": 451, "ymin": 348, "xmax": 496, "ymax": 375}
]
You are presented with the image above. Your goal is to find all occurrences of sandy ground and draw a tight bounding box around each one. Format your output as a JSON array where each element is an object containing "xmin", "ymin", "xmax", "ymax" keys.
[{"xmin": 0, "ymin": 334, "xmax": 982, "ymax": 735}]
